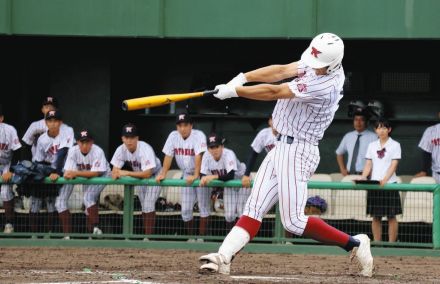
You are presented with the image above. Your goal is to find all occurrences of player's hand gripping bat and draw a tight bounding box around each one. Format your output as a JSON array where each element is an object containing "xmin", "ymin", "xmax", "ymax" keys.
[{"xmin": 122, "ymin": 90, "xmax": 218, "ymax": 111}]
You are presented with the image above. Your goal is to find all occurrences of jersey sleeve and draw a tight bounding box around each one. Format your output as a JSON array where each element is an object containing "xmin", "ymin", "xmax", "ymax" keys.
[
  {"xmin": 140, "ymin": 144, "xmax": 156, "ymax": 171},
  {"xmin": 200, "ymin": 153, "xmax": 210, "ymax": 175},
  {"xmin": 59, "ymin": 126, "xmax": 75, "ymax": 149},
  {"xmin": 162, "ymin": 133, "xmax": 175, "ymax": 157},
  {"xmin": 9, "ymin": 127, "xmax": 22, "ymax": 151},
  {"xmin": 63, "ymin": 148, "xmax": 77, "ymax": 171},
  {"xmin": 224, "ymin": 150, "xmax": 238, "ymax": 173},
  {"xmin": 418, "ymin": 127, "xmax": 433, "ymax": 153},
  {"xmin": 335, "ymin": 134, "xmax": 348, "ymax": 155},
  {"xmin": 194, "ymin": 131, "xmax": 207, "ymax": 155},
  {"xmin": 33, "ymin": 138, "xmax": 46, "ymax": 162},
  {"xmin": 91, "ymin": 148, "xmax": 109, "ymax": 172},
  {"xmin": 250, "ymin": 130, "xmax": 265, "ymax": 153},
  {"xmin": 110, "ymin": 146, "xmax": 125, "ymax": 168},
  {"xmin": 391, "ymin": 142, "xmax": 402, "ymax": 160},
  {"xmin": 22, "ymin": 122, "xmax": 38, "ymax": 146}
]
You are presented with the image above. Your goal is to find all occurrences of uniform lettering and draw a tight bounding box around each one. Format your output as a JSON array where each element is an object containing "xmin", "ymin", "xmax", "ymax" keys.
[
  {"xmin": 0, "ymin": 143, "xmax": 9, "ymax": 150},
  {"xmin": 76, "ymin": 163, "xmax": 92, "ymax": 171},
  {"xmin": 174, "ymin": 148, "xmax": 195, "ymax": 156},
  {"xmin": 432, "ymin": 138, "xmax": 440, "ymax": 146}
]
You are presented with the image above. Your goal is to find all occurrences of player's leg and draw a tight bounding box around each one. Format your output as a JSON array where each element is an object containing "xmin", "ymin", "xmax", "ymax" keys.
[
  {"xmin": 45, "ymin": 194, "xmax": 57, "ymax": 233},
  {"xmin": 1, "ymin": 184, "xmax": 15, "ymax": 233},
  {"xmin": 181, "ymin": 186, "xmax": 196, "ymax": 236},
  {"xmin": 196, "ymin": 186, "xmax": 212, "ymax": 238},
  {"xmin": 29, "ymin": 196, "xmax": 43, "ymax": 233},
  {"xmin": 222, "ymin": 187, "xmax": 237, "ymax": 228},
  {"xmin": 277, "ymin": 142, "xmax": 373, "ymax": 276},
  {"xmin": 200, "ymin": 151, "xmax": 279, "ymax": 274},
  {"xmin": 55, "ymin": 184, "xmax": 74, "ymax": 236},
  {"xmin": 142, "ymin": 185, "xmax": 161, "ymax": 235},
  {"xmin": 83, "ymin": 184, "xmax": 106, "ymax": 234}
]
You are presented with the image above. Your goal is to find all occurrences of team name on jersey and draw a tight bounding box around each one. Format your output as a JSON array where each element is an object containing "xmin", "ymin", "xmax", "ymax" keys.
[
  {"xmin": 211, "ymin": 169, "xmax": 227, "ymax": 176},
  {"xmin": 265, "ymin": 144, "xmax": 275, "ymax": 152},
  {"xmin": 174, "ymin": 148, "xmax": 195, "ymax": 156},
  {"xmin": 127, "ymin": 160, "xmax": 142, "ymax": 168},
  {"xmin": 76, "ymin": 163, "xmax": 92, "ymax": 171},
  {"xmin": 48, "ymin": 144, "xmax": 60, "ymax": 155},
  {"xmin": 431, "ymin": 138, "xmax": 440, "ymax": 146},
  {"xmin": 0, "ymin": 143, "xmax": 9, "ymax": 150}
]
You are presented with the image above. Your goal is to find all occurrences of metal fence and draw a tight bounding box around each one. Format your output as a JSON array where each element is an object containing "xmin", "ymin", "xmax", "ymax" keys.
[{"xmin": 1, "ymin": 177, "xmax": 439, "ymax": 248}]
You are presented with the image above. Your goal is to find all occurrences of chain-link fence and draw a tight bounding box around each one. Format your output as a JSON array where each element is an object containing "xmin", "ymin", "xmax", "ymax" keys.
[{"xmin": 1, "ymin": 177, "xmax": 439, "ymax": 248}]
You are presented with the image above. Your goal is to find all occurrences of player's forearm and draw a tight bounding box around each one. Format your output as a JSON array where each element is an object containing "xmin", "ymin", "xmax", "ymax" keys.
[
  {"xmin": 74, "ymin": 171, "xmax": 101, "ymax": 178},
  {"xmin": 193, "ymin": 154, "xmax": 202, "ymax": 177},
  {"xmin": 237, "ymin": 84, "xmax": 293, "ymax": 101},
  {"xmin": 126, "ymin": 169, "xmax": 152, "ymax": 179},
  {"xmin": 245, "ymin": 63, "xmax": 298, "ymax": 83},
  {"xmin": 161, "ymin": 155, "xmax": 173, "ymax": 175}
]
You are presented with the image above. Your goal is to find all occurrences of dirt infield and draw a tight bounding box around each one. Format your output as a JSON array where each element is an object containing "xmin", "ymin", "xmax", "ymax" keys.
[{"xmin": 0, "ymin": 247, "xmax": 439, "ymax": 283}]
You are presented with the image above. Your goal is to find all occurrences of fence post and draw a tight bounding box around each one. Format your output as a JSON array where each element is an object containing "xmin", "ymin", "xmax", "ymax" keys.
[
  {"xmin": 433, "ymin": 188, "xmax": 440, "ymax": 249},
  {"xmin": 123, "ymin": 185, "xmax": 134, "ymax": 238},
  {"xmin": 273, "ymin": 204, "xmax": 283, "ymax": 244}
]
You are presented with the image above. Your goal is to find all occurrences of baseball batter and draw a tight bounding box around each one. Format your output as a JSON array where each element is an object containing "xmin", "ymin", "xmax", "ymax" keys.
[
  {"xmin": 417, "ymin": 115, "xmax": 440, "ymax": 183},
  {"xmin": 200, "ymin": 134, "xmax": 248, "ymax": 228},
  {"xmin": 241, "ymin": 116, "xmax": 277, "ymax": 188},
  {"xmin": 32, "ymin": 110, "xmax": 74, "ymax": 232},
  {"xmin": 57, "ymin": 129, "xmax": 111, "ymax": 238},
  {"xmin": 156, "ymin": 113, "xmax": 209, "ymax": 240},
  {"xmin": 111, "ymin": 123, "xmax": 162, "ymax": 238},
  {"xmin": 0, "ymin": 105, "xmax": 23, "ymax": 234},
  {"xmin": 199, "ymin": 33, "xmax": 373, "ymax": 277}
]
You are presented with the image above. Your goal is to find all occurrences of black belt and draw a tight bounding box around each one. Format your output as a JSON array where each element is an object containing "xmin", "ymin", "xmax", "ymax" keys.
[{"xmin": 277, "ymin": 134, "xmax": 295, "ymax": 144}]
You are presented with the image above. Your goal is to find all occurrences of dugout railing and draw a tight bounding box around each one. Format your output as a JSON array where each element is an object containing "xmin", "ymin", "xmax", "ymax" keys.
[{"xmin": 1, "ymin": 177, "xmax": 439, "ymax": 249}]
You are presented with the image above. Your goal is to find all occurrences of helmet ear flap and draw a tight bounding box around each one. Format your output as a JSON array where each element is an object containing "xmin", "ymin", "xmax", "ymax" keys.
[{"xmin": 326, "ymin": 53, "xmax": 344, "ymax": 74}]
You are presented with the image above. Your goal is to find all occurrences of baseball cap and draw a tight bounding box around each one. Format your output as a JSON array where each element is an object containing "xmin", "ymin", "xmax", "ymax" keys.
[
  {"xmin": 121, "ymin": 123, "xmax": 138, "ymax": 137},
  {"xmin": 42, "ymin": 96, "xmax": 58, "ymax": 107},
  {"xmin": 207, "ymin": 134, "xmax": 225, "ymax": 148},
  {"xmin": 45, "ymin": 110, "xmax": 62, "ymax": 120},
  {"xmin": 176, "ymin": 113, "xmax": 192, "ymax": 124},
  {"xmin": 77, "ymin": 129, "xmax": 93, "ymax": 141}
]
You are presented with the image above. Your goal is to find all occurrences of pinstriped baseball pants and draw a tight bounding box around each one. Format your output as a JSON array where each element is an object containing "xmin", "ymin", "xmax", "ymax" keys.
[{"xmin": 242, "ymin": 140, "xmax": 320, "ymax": 236}]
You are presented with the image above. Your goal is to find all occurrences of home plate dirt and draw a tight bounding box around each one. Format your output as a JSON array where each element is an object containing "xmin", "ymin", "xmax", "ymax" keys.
[{"xmin": 0, "ymin": 247, "xmax": 439, "ymax": 283}]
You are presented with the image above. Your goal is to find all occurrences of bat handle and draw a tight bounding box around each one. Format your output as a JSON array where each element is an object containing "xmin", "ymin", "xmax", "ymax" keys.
[
  {"xmin": 203, "ymin": 89, "xmax": 219, "ymax": 96},
  {"xmin": 122, "ymin": 101, "xmax": 129, "ymax": 111}
]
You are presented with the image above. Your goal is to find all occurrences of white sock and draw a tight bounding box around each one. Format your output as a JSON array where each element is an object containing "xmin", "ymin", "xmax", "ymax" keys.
[{"xmin": 218, "ymin": 226, "xmax": 250, "ymax": 263}]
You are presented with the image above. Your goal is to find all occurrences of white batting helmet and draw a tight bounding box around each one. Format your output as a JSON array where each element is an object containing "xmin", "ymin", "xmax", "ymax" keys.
[{"xmin": 301, "ymin": 33, "xmax": 344, "ymax": 74}]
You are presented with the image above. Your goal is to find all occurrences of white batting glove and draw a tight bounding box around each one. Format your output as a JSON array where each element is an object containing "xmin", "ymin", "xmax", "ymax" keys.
[
  {"xmin": 214, "ymin": 84, "xmax": 238, "ymax": 100},
  {"xmin": 227, "ymin": 72, "xmax": 247, "ymax": 88}
]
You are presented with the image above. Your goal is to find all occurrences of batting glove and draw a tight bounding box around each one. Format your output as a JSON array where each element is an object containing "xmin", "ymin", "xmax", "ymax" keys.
[
  {"xmin": 214, "ymin": 84, "xmax": 238, "ymax": 100},
  {"xmin": 227, "ymin": 72, "xmax": 247, "ymax": 88}
]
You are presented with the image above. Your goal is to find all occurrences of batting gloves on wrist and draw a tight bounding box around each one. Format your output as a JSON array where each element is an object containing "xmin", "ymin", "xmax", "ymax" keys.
[
  {"xmin": 227, "ymin": 72, "xmax": 247, "ymax": 88},
  {"xmin": 214, "ymin": 84, "xmax": 238, "ymax": 100}
]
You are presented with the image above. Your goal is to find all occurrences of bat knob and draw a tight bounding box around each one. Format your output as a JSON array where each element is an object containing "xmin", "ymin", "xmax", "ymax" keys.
[{"xmin": 122, "ymin": 101, "xmax": 129, "ymax": 111}]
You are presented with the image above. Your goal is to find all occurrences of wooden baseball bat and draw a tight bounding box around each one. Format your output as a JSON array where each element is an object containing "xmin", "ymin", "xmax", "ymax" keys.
[{"xmin": 122, "ymin": 89, "xmax": 218, "ymax": 111}]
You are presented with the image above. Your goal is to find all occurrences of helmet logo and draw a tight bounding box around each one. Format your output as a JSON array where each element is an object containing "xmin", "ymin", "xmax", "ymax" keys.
[{"xmin": 311, "ymin": 47, "xmax": 322, "ymax": 58}]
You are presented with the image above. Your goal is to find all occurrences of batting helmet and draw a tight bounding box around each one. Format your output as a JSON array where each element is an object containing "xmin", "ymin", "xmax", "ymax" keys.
[
  {"xmin": 347, "ymin": 100, "xmax": 367, "ymax": 118},
  {"xmin": 367, "ymin": 100, "xmax": 385, "ymax": 119},
  {"xmin": 301, "ymin": 33, "xmax": 344, "ymax": 74}
]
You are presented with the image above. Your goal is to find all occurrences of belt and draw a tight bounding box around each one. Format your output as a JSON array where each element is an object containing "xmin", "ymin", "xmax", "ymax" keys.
[{"xmin": 277, "ymin": 134, "xmax": 295, "ymax": 144}]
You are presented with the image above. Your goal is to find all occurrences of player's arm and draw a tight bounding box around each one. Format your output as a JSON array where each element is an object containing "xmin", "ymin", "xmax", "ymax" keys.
[
  {"xmin": 200, "ymin": 170, "xmax": 235, "ymax": 186},
  {"xmin": 244, "ymin": 62, "xmax": 299, "ymax": 83},
  {"xmin": 65, "ymin": 170, "xmax": 102, "ymax": 179},
  {"xmin": 235, "ymin": 83, "xmax": 294, "ymax": 101},
  {"xmin": 119, "ymin": 169, "xmax": 153, "ymax": 179},
  {"xmin": 186, "ymin": 153, "xmax": 202, "ymax": 185},
  {"xmin": 242, "ymin": 149, "xmax": 259, "ymax": 187},
  {"xmin": 415, "ymin": 150, "xmax": 431, "ymax": 177},
  {"xmin": 156, "ymin": 155, "xmax": 173, "ymax": 182}
]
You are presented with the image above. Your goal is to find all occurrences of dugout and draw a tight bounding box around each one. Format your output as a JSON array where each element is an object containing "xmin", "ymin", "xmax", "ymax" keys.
[{"xmin": 0, "ymin": 0, "xmax": 440, "ymax": 175}]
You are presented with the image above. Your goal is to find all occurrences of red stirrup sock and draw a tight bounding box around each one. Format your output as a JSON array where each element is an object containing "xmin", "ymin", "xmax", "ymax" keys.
[
  {"xmin": 303, "ymin": 216, "xmax": 356, "ymax": 251},
  {"xmin": 235, "ymin": 215, "xmax": 261, "ymax": 240}
]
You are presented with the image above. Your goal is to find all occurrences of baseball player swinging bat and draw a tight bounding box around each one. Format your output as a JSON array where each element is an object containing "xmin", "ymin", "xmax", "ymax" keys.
[{"xmin": 122, "ymin": 90, "xmax": 219, "ymax": 111}]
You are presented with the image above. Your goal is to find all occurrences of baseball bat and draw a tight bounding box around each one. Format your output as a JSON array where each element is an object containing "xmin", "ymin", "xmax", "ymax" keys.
[{"xmin": 122, "ymin": 89, "xmax": 218, "ymax": 111}]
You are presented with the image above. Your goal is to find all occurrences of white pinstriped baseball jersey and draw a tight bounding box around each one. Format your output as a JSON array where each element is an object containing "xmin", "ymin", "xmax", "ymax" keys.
[
  {"xmin": 201, "ymin": 148, "xmax": 246, "ymax": 179},
  {"xmin": 111, "ymin": 141, "xmax": 161, "ymax": 175},
  {"xmin": 162, "ymin": 129, "xmax": 207, "ymax": 174},
  {"xmin": 419, "ymin": 123, "xmax": 440, "ymax": 173},
  {"xmin": 33, "ymin": 125, "xmax": 74, "ymax": 166},
  {"xmin": 0, "ymin": 122, "xmax": 22, "ymax": 167},
  {"xmin": 250, "ymin": 127, "xmax": 276, "ymax": 154},
  {"xmin": 272, "ymin": 60, "xmax": 345, "ymax": 145},
  {"xmin": 22, "ymin": 119, "xmax": 72, "ymax": 158},
  {"xmin": 64, "ymin": 144, "xmax": 111, "ymax": 175}
]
